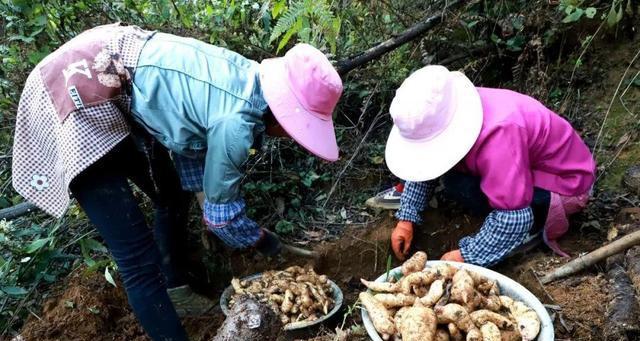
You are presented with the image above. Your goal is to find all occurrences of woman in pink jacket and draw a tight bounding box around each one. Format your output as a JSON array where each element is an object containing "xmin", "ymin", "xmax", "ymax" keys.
[{"xmin": 382, "ymin": 65, "xmax": 595, "ymax": 266}]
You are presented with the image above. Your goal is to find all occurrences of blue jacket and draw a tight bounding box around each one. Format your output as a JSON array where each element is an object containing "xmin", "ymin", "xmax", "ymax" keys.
[{"xmin": 130, "ymin": 32, "xmax": 268, "ymax": 248}]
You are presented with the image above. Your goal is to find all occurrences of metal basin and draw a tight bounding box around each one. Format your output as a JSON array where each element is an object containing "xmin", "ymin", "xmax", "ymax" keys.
[
  {"xmin": 361, "ymin": 261, "xmax": 555, "ymax": 340},
  {"xmin": 220, "ymin": 272, "xmax": 344, "ymax": 331}
]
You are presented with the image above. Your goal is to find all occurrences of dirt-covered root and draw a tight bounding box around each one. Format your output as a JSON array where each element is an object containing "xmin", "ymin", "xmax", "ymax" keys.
[
  {"xmin": 213, "ymin": 296, "xmax": 282, "ymax": 341},
  {"xmin": 605, "ymin": 254, "xmax": 640, "ymax": 340}
]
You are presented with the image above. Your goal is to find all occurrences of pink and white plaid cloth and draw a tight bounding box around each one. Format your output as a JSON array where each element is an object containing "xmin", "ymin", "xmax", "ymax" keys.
[
  {"xmin": 11, "ymin": 23, "xmax": 154, "ymax": 217},
  {"xmin": 544, "ymin": 191, "xmax": 591, "ymax": 257}
]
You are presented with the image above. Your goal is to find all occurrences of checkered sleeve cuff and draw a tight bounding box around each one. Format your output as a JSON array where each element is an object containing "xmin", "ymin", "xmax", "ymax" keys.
[
  {"xmin": 459, "ymin": 207, "xmax": 533, "ymax": 267},
  {"xmin": 171, "ymin": 153, "xmax": 205, "ymax": 192},
  {"xmin": 203, "ymin": 198, "xmax": 262, "ymax": 249},
  {"xmin": 395, "ymin": 181, "xmax": 435, "ymax": 224}
]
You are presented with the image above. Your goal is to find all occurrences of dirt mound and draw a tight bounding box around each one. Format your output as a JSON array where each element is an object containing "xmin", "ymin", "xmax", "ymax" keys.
[
  {"xmin": 17, "ymin": 269, "xmax": 221, "ymax": 341},
  {"xmin": 547, "ymin": 275, "xmax": 608, "ymax": 337},
  {"xmin": 18, "ymin": 269, "xmax": 147, "ymax": 341}
]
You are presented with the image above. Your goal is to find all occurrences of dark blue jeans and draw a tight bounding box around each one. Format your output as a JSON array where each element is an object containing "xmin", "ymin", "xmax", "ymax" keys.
[
  {"xmin": 70, "ymin": 138, "xmax": 191, "ymax": 341},
  {"xmin": 441, "ymin": 172, "xmax": 550, "ymax": 233}
]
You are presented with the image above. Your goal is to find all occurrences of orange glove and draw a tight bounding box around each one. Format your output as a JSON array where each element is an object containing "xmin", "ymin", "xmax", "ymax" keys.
[
  {"xmin": 391, "ymin": 221, "xmax": 413, "ymax": 260},
  {"xmin": 441, "ymin": 249, "xmax": 464, "ymax": 263}
]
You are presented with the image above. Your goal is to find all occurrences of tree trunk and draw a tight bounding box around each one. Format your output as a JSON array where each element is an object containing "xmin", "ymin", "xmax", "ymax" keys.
[
  {"xmin": 604, "ymin": 254, "xmax": 640, "ymax": 341},
  {"xmin": 335, "ymin": 0, "xmax": 464, "ymax": 75},
  {"xmin": 626, "ymin": 246, "xmax": 640, "ymax": 298}
]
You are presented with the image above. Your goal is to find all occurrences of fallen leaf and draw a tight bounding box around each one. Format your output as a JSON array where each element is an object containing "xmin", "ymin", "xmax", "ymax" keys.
[
  {"xmin": 370, "ymin": 156, "xmax": 384, "ymax": 165},
  {"xmin": 340, "ymin": 207, "xmax": 347, "ymax": 220},
  {"xmin": 616, "ymin": 133, "xmax": 631, "ymax": 147}
]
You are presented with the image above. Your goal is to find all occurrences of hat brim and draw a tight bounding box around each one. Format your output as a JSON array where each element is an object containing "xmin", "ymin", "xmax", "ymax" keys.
[
  {"xmin": 385, "ymin": 72, "xmax": 483, "ymax": 182},
  {"xmin": 259, "ymin": 58, "xmax": 339, "ymax": 162}
]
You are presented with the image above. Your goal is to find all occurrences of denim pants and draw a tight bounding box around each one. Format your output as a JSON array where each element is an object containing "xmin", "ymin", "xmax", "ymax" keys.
[
  {"xmin": 441, "ymin": 172, "xmax": 551, "ymax": 233},
  {"xmin": 70, "ymin": 137, "xmax": 191, "ymax": 341}
]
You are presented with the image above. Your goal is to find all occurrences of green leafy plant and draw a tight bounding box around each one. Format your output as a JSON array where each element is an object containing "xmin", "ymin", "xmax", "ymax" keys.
[
  {"xmin": 275, "ymin": 219, "xmax": 295, "ymax": 234},
  {"xmin": 269, "ymin": 0, "xmax": 341, "ymax": 52},
  {"xmin": 559, "ymin": 0, "xmax": 597, "ymax": 23},
  {"xmin": 605, "ymin": 0, "xmax": 628, "ymax": 27}
]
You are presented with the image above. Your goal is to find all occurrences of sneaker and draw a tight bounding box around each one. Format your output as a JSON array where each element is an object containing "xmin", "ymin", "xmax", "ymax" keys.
[
  {"xmin": 167, "ymin": 285, "xmax": 215, "ymax": 317},
  {"xmin": 365, "ymin": 184, "xmax": 403, "ymax": 210}
]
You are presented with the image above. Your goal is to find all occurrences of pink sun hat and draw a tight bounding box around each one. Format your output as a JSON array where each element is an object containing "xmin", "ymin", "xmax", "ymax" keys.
[
  {"xmin": 385, "ymin": 65, "xmax": 483, "ymax": 182},
  {"xmin": 259, "ymin": 44, "xmax": 343, "ymax": 161}
]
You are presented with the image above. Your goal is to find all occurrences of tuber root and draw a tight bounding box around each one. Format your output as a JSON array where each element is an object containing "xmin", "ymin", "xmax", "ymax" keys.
[
  {"xmin": 500, "ymin": 296, "xmax": 540, "ymax": 341},
  {"xmin": 421, "ymin": 279, "xmax": 445, "ymax": 307},
  {"xmin": 400, "ymin": 270, "xmax": 437, "ymax": 294},
  {"xmin": 360, "ymin": 292, "xmax": 396, "ymax": 336},
  {"xmin": 434, "ymin": 303, "xmax": 475, "ymax": 332},
  {"xmin": 466, "ymin": 328, "xmax": 482, "ymax": 341},
  {"xmin": 402, "ymin": 251, "xmax": 428, "ymax": 275},
  {"xmin": 448, "ymin": 323, "xmax": 463, "ymax": 341},
  {"xmin": 374, "ymin": 293, "xmax": 417, "ymax": 308},
  {"xmin": 480, "ymin": 322, "xmax": 501, "ymax": 341},
  {"xmin": 470, "ymin": 310, "xmax": 513, "ymax": 330},
  {"xmin": 433, "ymin": 263, "xmax": 458, "ymax": 280},
  {"xmin": 361, "ymin": 278, "xmax": 400, "ymax": 293},
  {"xmin": 451, "ymin": 269, "xmax": 475, "ymax": 305},
  {"xmin": 397, "ymin": 305, "xmax": 437, "ymax": 341}
]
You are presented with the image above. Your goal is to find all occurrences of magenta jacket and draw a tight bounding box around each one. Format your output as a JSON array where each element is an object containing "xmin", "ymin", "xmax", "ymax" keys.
[{"xmin": 458, "ymin": 87, "xmax": 596, "ymax": 210}]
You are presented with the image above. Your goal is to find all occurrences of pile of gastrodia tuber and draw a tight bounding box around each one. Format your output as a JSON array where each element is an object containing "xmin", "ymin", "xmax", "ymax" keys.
[
  {"xmin": 228, "ymin": 265, "xmax": 334, "ymax": 328},
  {"xmin": 359, "ymin": 251, "xmax": 541, "ymax": 341}
]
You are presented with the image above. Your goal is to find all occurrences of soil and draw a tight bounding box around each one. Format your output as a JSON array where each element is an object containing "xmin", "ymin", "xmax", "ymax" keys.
[
  {"xmin": 16, "ymin": 269, "xmax": 222, "ymax": 341},
  {"xmin": 15, "ymin": 203, "xmax": 612, "ymax": 341}
]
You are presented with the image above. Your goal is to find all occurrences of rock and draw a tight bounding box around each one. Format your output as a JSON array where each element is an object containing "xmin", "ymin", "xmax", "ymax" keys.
[{"xmin": 623, "ymin": 165, "xmax": 640, "ymax": 193}]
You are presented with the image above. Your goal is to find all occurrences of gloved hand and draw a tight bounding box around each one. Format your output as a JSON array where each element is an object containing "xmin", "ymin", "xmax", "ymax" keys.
[
  {"xmin": 391, "ymin": 221, "xmax": 413, "ymax": 260},
  {"xmin": 441, "ymin": 249, "xmax": 464, "ymax": 263},
  {"xmin": 255, "ymin": 229, "xmax": 282, "ymax": 257}
]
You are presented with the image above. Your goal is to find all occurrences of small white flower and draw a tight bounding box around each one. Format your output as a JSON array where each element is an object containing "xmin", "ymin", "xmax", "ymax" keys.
[
  {"xmin": 0, "ymin": 219, "xmax": 12, "ymax": 233},
  {"xmin": 98, "ymin": 73, "xmax": 122, "ymax": 88},
  {"xmin": 30, "ymin": 174, "xmax": 50, "ymax": 191},
  {"xmin": 252, "ymin": 2, "xmax": 260, "ymax": 10},
  {"xmin": 21, "ymin": 257, "xmax": 31, "ymax": 263},
  {"xmin": 93, "ymin": 49, "xmax": 112, "ymax": 72}
]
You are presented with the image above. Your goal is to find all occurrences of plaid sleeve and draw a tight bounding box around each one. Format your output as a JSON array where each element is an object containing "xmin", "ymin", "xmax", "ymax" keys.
[
  {"xmin": 459, "ymin": 207, "xmax": 533, "ymax": 267},
  {"xmin": 171, "ymin": 153, "xmax": 205, "ymax": 192},
  {"xmin": 395, "ymin": 181, "xmax": 435, "ymax": 224},
  {"xmin": 203, "ymin": 198, "xmax": 262, "ymax": 249}
]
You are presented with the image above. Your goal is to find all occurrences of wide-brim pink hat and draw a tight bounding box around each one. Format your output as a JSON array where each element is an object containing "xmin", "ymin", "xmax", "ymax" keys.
[
  {"xmin": 385, "ymin": 65, "xmax": 483, "ymax": 182},
  {"xmin": 260, "ymin": 44, "xmax": 343, "ymax": 162}
]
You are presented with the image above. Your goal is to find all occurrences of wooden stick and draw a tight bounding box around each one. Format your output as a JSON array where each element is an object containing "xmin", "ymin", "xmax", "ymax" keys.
[
  {"xmin": 0, "ymin": 202, "xmax": 38, "ymax": 220},
  {"xmin": 541, "ymin": 229, "xmax": 640, "ymax": 284},
  {"xmin": 335, "ymin": 0, "xmax": 464, "ymax": 75}
]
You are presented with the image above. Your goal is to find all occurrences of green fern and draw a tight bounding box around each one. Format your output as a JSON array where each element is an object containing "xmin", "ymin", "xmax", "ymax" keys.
[
  {"xmin": 270, "ymin": 0, "xmax": 308, "ymax": 44},
  {"xmin": 270, "ymin": 0, "xmax": 340, "ymax": 53}
]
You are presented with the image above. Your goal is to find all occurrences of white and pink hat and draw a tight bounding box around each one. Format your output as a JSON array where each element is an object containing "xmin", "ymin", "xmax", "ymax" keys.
[
  {"xmin": 385, "ymin": 65, "xmax": 483, "ymax": 181},
  {"xmin": 260, "ymin": 44, "xmax": 343, "ymax": 161}
]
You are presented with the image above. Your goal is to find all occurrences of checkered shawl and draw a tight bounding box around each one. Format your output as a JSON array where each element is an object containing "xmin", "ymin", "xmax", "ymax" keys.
[{"xmin": 11, "ymin": 24, "xmax": 154, "ymax": 217}]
